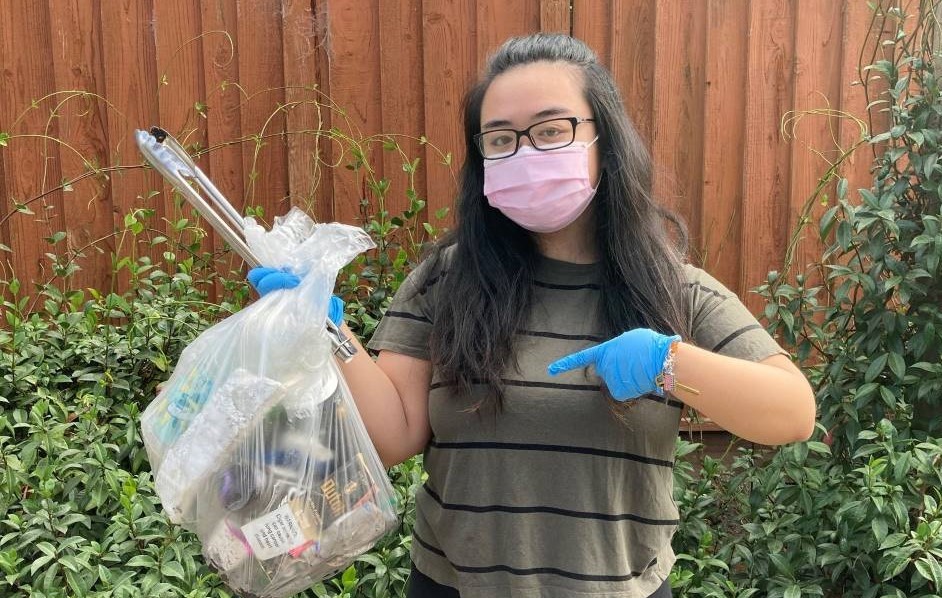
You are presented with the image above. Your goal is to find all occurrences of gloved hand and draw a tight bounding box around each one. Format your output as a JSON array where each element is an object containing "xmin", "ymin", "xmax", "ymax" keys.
[
  {"xmin": 247, "ymin": 266, "xmax": 345, "ymax": 326},
  {"xmin": 547, "ymin": 328, "xmax": 682, "ymax": 400},
  {"xmin": 247, "ymin": 266, "xmax": 299, "ymax": 295}
]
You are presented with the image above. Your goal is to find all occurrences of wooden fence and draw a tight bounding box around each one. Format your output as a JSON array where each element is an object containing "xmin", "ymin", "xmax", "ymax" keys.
[{"xmin": 0, "ymin": 0, "xmax": 892, "ymax": 311}]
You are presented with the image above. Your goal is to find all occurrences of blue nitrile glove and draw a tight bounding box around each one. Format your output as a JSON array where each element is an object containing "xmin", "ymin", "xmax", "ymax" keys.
[
  {"xmin": 547, "ymin": 328, "xmax": 682, "ymax": 400},
  {"xmin": 247, "ymin": 266, "xmax": 345, "ymax": 326},
  {"xmin": 248, "ymin": 266, "xmax": 300, "ymax": 295}
]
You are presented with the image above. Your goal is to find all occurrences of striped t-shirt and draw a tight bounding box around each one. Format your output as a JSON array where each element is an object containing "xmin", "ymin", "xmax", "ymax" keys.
[{"xmin": 367, "ymin": 255, "xmax": 784, "ymax": 598}]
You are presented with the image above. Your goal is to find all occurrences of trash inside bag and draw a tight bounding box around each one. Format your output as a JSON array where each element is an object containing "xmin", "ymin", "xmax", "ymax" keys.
[{"xmin": 141, "ymin": 208, "xmax": 398, "ymax": 598}]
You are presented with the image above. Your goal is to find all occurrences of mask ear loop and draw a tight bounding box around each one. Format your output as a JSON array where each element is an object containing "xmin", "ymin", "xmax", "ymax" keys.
[{"xmin": 583, "ymin": 136, "xmax": 601, "ymax": 192}]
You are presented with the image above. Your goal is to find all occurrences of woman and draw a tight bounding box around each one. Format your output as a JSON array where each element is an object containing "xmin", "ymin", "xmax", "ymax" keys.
[{"xmin": 253, "ymin": 33, "xmax": 815, "ymax": 598}]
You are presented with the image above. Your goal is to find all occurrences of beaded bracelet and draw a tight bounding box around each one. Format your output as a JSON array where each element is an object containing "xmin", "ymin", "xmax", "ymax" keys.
[{"xmin": 655, "ymin": 341, "xmax": 700, "ymax": 396}]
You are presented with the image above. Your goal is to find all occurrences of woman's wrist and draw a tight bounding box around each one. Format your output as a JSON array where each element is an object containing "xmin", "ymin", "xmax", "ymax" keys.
[{"xmin": 657, "ymin": 340, "xmax": 700, "ymax": 397}]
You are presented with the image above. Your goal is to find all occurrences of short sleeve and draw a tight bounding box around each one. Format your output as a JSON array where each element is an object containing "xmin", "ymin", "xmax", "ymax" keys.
[
  {"xmin": 683, "ymin": 264, "xmax": 788, "ymax": 362},
  {"xmin": 365, "ymin": 257, "xmax": 442, "ymax": 361}
]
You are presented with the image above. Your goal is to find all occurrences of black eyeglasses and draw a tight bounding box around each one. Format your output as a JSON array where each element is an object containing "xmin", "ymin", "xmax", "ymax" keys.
[{"xmin": 474, "ymin": 117, "xmax": 596, "ymax": 159}]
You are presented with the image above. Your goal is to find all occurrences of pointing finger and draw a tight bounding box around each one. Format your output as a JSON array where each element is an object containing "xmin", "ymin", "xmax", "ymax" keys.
[{"xmin": 547, "ymin": 345, "xmax": 599, "ymax": 376}]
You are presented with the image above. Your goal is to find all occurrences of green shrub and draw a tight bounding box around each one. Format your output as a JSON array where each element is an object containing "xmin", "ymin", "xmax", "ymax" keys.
[
  {"xmin": 0, "ymin": 246, "xmax": 235, "ymax": 597},
  {"xmin": 669, "ymin": 3, "xmax": 942, "ymax": 597},
  {"xmin": 0, "ymin": 80, "xmax": 447, "ymax": 596}
]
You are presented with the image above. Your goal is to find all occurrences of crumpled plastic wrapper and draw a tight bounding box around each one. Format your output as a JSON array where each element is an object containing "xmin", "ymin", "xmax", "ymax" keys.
[{"xmin": 141, "ymin": 208, "xmax": 398, "ymax": 598}]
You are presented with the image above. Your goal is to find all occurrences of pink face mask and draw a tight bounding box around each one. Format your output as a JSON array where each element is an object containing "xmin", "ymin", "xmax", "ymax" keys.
[{"xmin": 482, "ymin": 138, "xmax": 598, "ymax": 233}]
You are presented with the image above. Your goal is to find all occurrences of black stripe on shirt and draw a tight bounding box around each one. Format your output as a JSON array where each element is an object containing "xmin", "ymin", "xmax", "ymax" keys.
[
  {"xmin": 413, "ymin": 529, "xmax": 448, "ymax": 558},
  {"xmin": 384, "ymin": 309, "xmax": 432, "ymax": 324},
  {"xmin": 423, "ymin": 483, "xmax": 680, "ymax": 525},
  {"xmin": 429, "ymin": 378, "xmax": 600, "ymax": 392},
  {"xmin": 427, "ymin": 439, "xmax": 674, "ymax": 468},
  {"xmin": 412, "ymin": 530, "xmax": 657, "ymax": 582},
  {"xmin": 430, "ymin": 379, "xmax": 684, "ymax": 410},
  {"xmin": 533, "ymin": 280, "xmax": 602, "ymax": 291},
  {"xmin": 518, "ymin": 330, "xmax": 606, "ymax": 342},
  {"xmin": 711, "ymin": 323, "xmax": 762, "ymax": 353},
  {"xmin": 641, "ymin": 394, "xmax": 685, "ymax": 409}
]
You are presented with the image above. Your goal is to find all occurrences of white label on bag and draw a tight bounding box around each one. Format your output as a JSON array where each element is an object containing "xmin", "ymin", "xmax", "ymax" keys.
[{"xmin": 241, "ymin": 504, "xmax": 306, "ymax": 560}]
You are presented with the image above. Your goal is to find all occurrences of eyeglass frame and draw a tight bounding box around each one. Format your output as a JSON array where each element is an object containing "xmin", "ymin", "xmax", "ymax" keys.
[{"xmin": 473, "ymin": 116, "xmax": 596, "ymax": 159}]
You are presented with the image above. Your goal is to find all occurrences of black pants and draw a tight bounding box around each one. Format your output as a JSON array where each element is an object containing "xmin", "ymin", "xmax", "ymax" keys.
[{"xmin": 407, "ymin": 565, "xmax": 673, "ymax": 597}]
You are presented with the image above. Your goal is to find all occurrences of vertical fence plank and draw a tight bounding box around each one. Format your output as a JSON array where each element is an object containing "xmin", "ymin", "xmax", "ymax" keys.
[
  {"xmin": 650, "ymin": 1, "xmax": 707, "ymax": 251},
  {"xmin": 379, "ymin": 0, "xmax": 427, "ymax": 222},
  {"xmin": 308, "ymin": 0, "xmax": 335, "ymax": 223},
  {"xmin": 200, "ymin": 1, "xmax": 245, "ymax": 217},
  {"xmin": 0, "ymin": 152, "xmax": 6, "ymax": 270},
  {"xmin": 741, "ymin": 0, "xmax": 797, "ymax": 313},
  {"xmin": 702, "ymin": 0, "xmax": 749, "ymax": 295},
  {"xmin": 572, "ymin": 1, "xmax": 611, "ymax": 66},
  {"xmin": 99, "ymin": 0, "xmax": 162, "ymax": 270},
  {"xmin": 787, "ymin": 0, "xmax": 843, "ymax": 279},
  {"xmin": 540, "ymin": 0, "xmax": 571, "ymax": 34},
  {"xmin": 323, "ymin": 0, "xmax": 382, "ymax": 227},
  {"xmin": 475, "ymin": 0, "xmax": 541, "ymax": 63},
  {"xmin": 199, "ymin": 0, "xmax": 246, "ymax": 286},
  {"xmin": 236, "ymin": 0, "xmax": 288, "ymax": 220},
  {"xmin": 282, "ymin": 0, "xmax": 321, "ymax": 216},
  {"xmin": 839, "ymin": 1, "xmax": 883, "ymax": 198},
  {"xmin": 47, "ymin": 0, "xmax": 115, "ymax": 293},
  {"xmin": 154, "ymin": 2, "xmax": 206, "ymax": 141},
  {"xmin": 154, "ymin": 0, "xmax": 212, "ymax": 283},
  {"xmin": 609, "ymin": 1, "xmax": 656, "ymax": 146},
  {"xmin": 0, "ymin": 1, "xmax": 63, "ymax": 288},
  {"xmin": 422, "ymin": 0, "xmax": 476, "ymax": 218}
]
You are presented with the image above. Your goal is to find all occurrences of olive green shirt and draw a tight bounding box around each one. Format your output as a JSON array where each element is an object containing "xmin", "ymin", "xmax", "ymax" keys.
[{"xmin": 368, "ymin": 256, "xmax": 785, "ymax": 597}]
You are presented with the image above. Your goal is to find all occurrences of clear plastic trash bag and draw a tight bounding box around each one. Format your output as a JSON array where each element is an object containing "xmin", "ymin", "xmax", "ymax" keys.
[{"xmin": 141, "ymin": 208, "xmax": 398, "ymax": 598}]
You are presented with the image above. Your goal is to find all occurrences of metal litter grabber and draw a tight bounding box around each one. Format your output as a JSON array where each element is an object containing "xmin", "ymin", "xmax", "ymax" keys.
[{"xmin": 134, "ymin": 127, "xmax": 357, "ymax": 361}]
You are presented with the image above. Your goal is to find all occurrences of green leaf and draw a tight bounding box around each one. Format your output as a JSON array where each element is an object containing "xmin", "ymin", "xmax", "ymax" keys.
[
  {"xmin": 769, "ymin": 552, "xmax": 793, "ymax": 576},
  {"xmin": 882, "ymin": 555, "xmax": 910, "ymax": 580},
  {"xmin": 356, "ymin": 553, "xmax": 384, "ymax": 568},
  {"xmin": 878, "ymin": 532, "xmax": 908, "ymax": 550},
  {"xmin": 0, "ymin": 132, "xmax": 9, "ymax": 146},
  {"xmin": 160, "ymin": 560, "xmax": 185, "ymax": 580},
  {"xmin": 341, "ymin": 564, "xmax": 358, "ymax": 590},
  {"xmin": 871, "ymin": 517, "xmax": 888, "ymax": 542},
  {"xmin": 864, "ymin": 353, "xmax": 888, "ymax": 382},
  {"xmin": 805, "ymin": 441, "xmax": 831, "ymax": 456},
  {"xmin": 784, "ymin": 585, "xmax": 802, "ymax": 598},
  {"xmin": 126, "ymin": 555, "xmax": 157, "ymax": 568},
  {"xmin": 887, "ymin": 352, "xmax": 905, "ymax": 379},
  {"xmin": 35, "ymin": 542, "xmax": 57, "ymax": 558},
  {"xmin": 46, "ymin": 231, "xmax": 67, "ymax": 245},
  {"xmin": 925, "ymin": 153, "xmax": 939, "ymax": 178},
  {"xmin": 915, "ymin": 556, "xmax": 942, "ymax": 587},
  {"xmin": 819, "ymin": 206, "xmax": 840, "ymax": 239},
  {"xmin": 836, "ymin": 177, "xmax": 848, "ymax": 200},
  {"xmin": 837, "ymin": 220, "xmax": 852, "ymax": 250}
]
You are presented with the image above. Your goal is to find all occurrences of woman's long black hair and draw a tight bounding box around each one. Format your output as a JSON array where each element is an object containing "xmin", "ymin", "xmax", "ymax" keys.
[{"xmin": 424, "ymin": 33, "xmax": 691, "ymax": 411}]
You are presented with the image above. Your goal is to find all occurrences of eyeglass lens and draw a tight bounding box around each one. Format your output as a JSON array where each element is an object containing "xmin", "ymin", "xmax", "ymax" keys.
[{"xmin": 478, "ymin": 118, "xmax": 578, "ymax": 158}]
